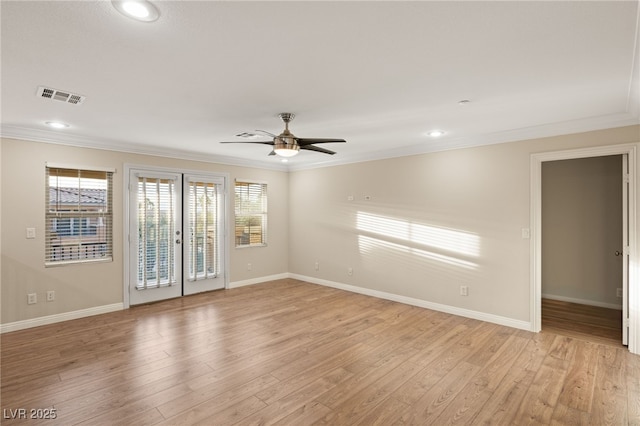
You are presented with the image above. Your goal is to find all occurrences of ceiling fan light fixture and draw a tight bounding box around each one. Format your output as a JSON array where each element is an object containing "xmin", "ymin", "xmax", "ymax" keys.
[
  {"xmin": 274, "ymin": 149, "xmax": 299, "ymax": 158},
  {"xmin": 273, "ymin": 145, "xmax": 300, "ymax": 157}
]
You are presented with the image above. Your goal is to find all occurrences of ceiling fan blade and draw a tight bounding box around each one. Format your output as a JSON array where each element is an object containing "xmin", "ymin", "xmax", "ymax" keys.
[
  {"xmin": 255, "ymin": 129, "xmax": 278, "ymax": 138},
  {"xmin": 300, "ymin": 145, "xmax": 336, "ymax": 155},
  {"xmin": 220, "ymin": 141, "xmax": 274, "ymax": 145},
  {"xmin": 296, "ymin": 138, "xmax": 347, "ymax": 146}
]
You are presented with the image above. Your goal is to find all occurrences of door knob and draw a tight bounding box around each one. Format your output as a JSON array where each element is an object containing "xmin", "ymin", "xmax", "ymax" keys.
[{"xmin": 615, "ymin": 250, "xmax": 622, "ymax": 256}]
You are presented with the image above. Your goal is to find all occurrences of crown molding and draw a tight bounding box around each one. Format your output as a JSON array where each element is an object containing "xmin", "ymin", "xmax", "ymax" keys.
[
  {"xmin": 0, "ymin": 125, "xmax": 289, "ymax": 172},
  {"xmin": 287, "ymin": 111, "xmax": 640, "ymax": 171},
  {"xmin": 3, "ymin": 110, "xmax": 639, "ymax": 174}
]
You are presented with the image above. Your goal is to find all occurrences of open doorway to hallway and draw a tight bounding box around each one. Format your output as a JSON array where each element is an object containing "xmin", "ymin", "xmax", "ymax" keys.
[{"xmin": 541, "ymin": 155, "xmax": 624, "ymax": 346}]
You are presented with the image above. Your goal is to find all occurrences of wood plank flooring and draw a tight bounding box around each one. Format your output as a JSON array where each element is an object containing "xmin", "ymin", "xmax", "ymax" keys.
[
  {"xmin": 542, "ymin": 298, "xmax": 623, "ymax": 347},
  {"xmin": 1, "ymin": 279, "xmax": 638, "ymax": 425}
]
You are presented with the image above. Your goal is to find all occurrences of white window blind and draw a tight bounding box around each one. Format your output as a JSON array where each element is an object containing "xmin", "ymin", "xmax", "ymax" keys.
[
  {"xmin": 188, "ymin": 180, "xmax": 220, "ymax": 280},
  {"xmin": 45, "ymin": 166, "xmax": 113, "ymax": 266},
  {"xmin": 136, "ymin": 176, "xmax": 177, "ymax": 289},
  {"xmin": 234, "ymin": 181, "xmax": 267, "ymax": 247}
]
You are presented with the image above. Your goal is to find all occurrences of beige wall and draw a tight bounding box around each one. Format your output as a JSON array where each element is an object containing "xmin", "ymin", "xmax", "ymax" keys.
[
  {"xmin": 0, "ymin": 138, "xmax": 289, "ymax": 324},
  {"xmin": 2, "ymin": 125, "xmax": 639, "ymax": 328},
  {"xmin": 288, "ymin": 125, "xmax": 640, "ymax": 323},
  {"xmin": 542, "ymin": 155, "xmax": 623, "ymax": 308}
]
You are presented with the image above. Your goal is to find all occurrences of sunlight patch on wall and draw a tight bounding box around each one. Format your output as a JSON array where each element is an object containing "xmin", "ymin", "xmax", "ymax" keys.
[
  {"xmin": 357, "ymin": 235, "xmax": 478, "ymax": 270},
  {"xmin": 356, "ymin": 212, "xmax": 480, "ymax": 258}
]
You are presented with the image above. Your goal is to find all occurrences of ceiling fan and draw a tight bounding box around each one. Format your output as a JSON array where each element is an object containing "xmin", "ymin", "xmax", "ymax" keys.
[{"xmin": 221, "ymin": 113, "xmax": 346, "ymax": 158}]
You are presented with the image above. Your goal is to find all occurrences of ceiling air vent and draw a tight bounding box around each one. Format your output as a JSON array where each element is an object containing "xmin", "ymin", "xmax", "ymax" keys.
[{"xmin": 37, "ymin": 86, "xmax": 85, "ymax": 105}]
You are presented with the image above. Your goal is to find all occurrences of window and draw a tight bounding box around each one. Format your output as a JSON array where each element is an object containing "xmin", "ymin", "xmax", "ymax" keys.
[
  {"xmin": 234, "ymin": 181, "xmax": 267, "ymax": 247},
  {"xmin": 45, "ymin": 166, "xmax": 113, "ymax": 265}
]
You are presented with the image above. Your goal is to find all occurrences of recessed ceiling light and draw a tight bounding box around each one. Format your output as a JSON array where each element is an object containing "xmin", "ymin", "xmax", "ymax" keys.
[
  {"xmin": 458, "ymin": 99, "xmax": 471, "ymax": 105},
  {"xmin": 426, "ymin": 130, "xmax": 445, "ymax": 137},
  {"xmin": 112, "ymin": 0, "xmax": 160, "ymax": 22},
  {"xmin": 45, "ymin": 121, "xmax": 69, "ymax": 129},
  {"xmin": 123, "ymin": 2, "xmax": 150, "ymax": 18}
]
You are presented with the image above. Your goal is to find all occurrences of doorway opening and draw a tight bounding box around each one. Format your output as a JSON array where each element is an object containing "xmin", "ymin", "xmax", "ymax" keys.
[
  {"xmin": 541, "ymin": 155, "xmax": 624, "ymax": 346},
  {"xmin": 531, "ymin": 143, "xmax": 637, "ymax": 352}
]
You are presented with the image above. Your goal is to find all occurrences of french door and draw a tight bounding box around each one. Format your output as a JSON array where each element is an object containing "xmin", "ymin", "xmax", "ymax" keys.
[
  {"xmin": 183, "ymin": 175, "xmax": 225, "ymax": 295},
  {"xmin": 128, "ymin": 169, "xmax": 226, "ymax": 305}
]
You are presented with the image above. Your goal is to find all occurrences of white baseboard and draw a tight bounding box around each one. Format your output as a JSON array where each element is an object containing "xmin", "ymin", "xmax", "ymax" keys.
[
  {"xmin": 228, "ymin": 273, "xmax": 290, "ymax": 289},
  {"xmin": 291, "ymin": 274, "xmax": 532, "ymax": 331},
  {"xmin": 1, "ymin": 274, "xmax": 534, "ymax": 334},
  {"xmin": 542, "ymin": 293, "xmax": 622, "ymax": 310},
  {"xmin": 0, "ymin": 303, "xmax": 124, "ymax": 334}
]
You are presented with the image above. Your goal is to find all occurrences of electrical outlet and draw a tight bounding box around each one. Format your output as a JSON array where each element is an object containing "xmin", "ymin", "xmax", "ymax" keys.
[
  {"xmin": 460, "ymin": 285, "xmax": 469, "ymax": 296},
  {"xmin": 617, "ymin": 288, "xmax": 623, "ymax": 298},
  {"xmin": 247, "ymin": 263, "xmax": 252, "ymax": 271},
  {"xmin": 315, "ymin": 261, "xmax": 319, "ymax": 271},
  {"xmin": 348, "ymin": 267, "xmax": 353, "ymax": 276},
  {"xmin": 27, "ymin": 293, "xmax": 37, "ymax": 305},
  {"xmin": 47, "ymin": 290, "xmax": 55, "ymax": 302}
]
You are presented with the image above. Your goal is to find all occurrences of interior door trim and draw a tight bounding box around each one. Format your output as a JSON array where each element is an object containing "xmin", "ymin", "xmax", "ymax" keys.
[
  {"xmin": 123, "ymin": 163, "xmax": 230, "ymax": 308},
  {"xmin": 530, "ymin": 143, "xmax": 639, "ymax": 354}
]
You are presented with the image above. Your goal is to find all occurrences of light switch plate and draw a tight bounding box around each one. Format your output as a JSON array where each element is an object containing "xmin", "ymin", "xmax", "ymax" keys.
[{"xmin": 26, "ymin": 228, "xmax": 36, "ymax": 239}]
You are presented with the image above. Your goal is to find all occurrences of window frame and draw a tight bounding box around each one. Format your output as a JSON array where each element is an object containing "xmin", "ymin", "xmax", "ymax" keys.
[
  {"xmin": 45, "ymin": 163, "xmax": 114, "ymax": 267},
  {"xmin": 234, "ymin": 180, "xmax": 267, "ymax": 248}
]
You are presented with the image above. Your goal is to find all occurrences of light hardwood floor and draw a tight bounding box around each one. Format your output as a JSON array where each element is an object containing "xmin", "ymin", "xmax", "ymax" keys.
[{"xmin": 1, "ymin": 279, "xmax": 639, "ymax": 425}]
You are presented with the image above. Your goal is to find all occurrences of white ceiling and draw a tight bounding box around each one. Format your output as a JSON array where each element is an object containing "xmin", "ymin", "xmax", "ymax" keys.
[{"xmin": 1, "ymin": 1, "xmax": 639, "ymax": 171}]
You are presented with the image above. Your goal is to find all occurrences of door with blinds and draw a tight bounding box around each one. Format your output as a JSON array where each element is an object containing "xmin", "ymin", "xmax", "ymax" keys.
[
  {"xmin": 183, "ymin": 175, "xmax": 225, "ymax": 295},
  {"xmin": 128, "ymin": 170, "xmax": 226, "ymax": 305},
  {"xmin": 129, "ymin": 171, "xmax": 183, "ymax": 305}
]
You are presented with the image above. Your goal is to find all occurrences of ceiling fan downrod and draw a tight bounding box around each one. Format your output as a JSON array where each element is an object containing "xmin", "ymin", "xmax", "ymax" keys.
[{"xmin": 278, "ymin": 112, "xmax": 295, "ymax": 131}]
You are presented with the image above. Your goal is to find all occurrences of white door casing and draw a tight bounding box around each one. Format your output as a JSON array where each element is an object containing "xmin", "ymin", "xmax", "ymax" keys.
[
  {"xmin": 124, "ymin": 165, "xmax": 229, "ymax": 307},
  {"xmin": 531, "ymin": 143, "xmax": 639, "ymax": 354},
  {"xmin": 623, "ymin": 154, "xmax": 630, "ymax": 346}
]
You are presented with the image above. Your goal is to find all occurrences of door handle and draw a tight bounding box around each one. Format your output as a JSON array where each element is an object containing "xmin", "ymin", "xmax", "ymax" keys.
[{"xmin": 176, "ymin": 239, "xmax": 181, "ymax": 244}]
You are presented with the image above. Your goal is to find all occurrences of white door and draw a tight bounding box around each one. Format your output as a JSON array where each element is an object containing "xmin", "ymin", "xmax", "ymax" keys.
[
  {"xmin": 128, "ymin": 169, "xmax": 227, "ymax": 305},
  {"xmin": 129, "ymin": 170, "xmax": 183, "ymax": 305},
  {"xmin": 623, "ymin": 154, "xmax": 630, "ymax": 346},
  {"xmin": 183, "ymin": 175, "xmax": 225, "ymax": 295}
]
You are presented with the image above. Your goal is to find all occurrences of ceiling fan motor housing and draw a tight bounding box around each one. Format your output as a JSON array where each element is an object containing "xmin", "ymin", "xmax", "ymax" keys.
[{"xmin": 274, "ymin": 131, "xmax": 299, "ymax": 154}]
